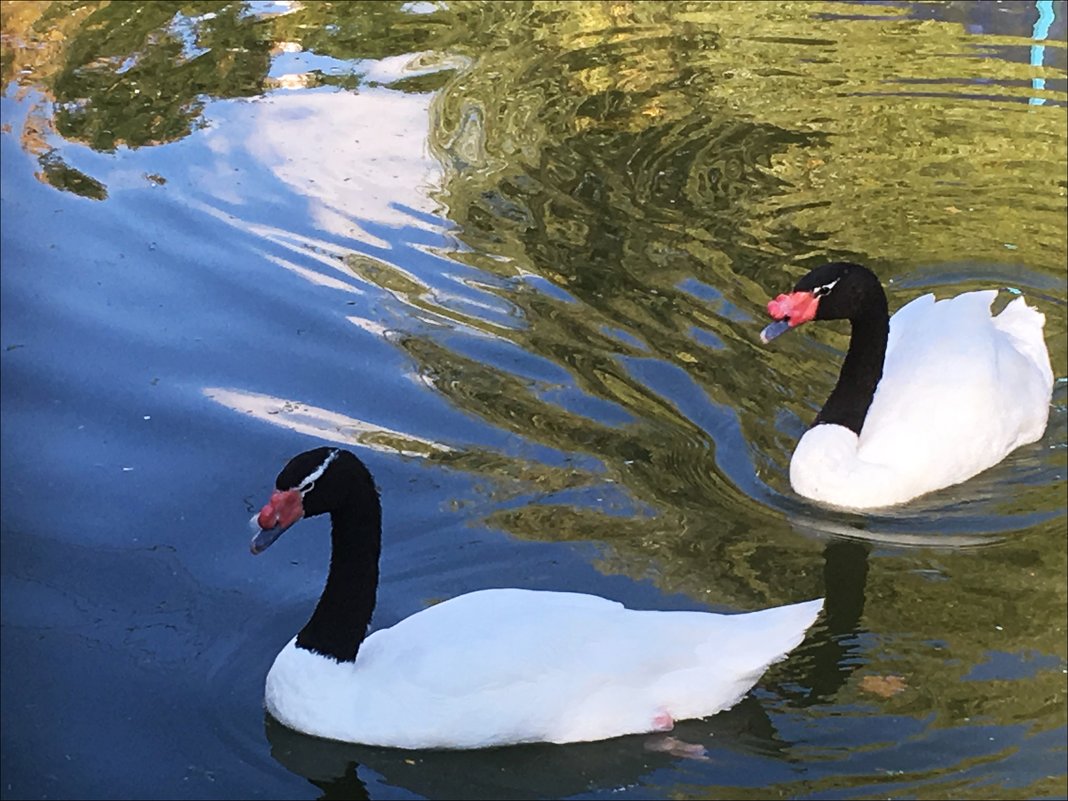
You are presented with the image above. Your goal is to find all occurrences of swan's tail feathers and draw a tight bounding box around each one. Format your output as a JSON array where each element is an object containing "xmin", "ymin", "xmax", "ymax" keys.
[
  {"xmin": 716, "ymin": 598, "xmax": 824, "ymax": 674},
  {"xmin": 994, "ymin": 296, "xmax": 1054, "ymax": 390},
  {"xmin": 755, "ymin": 597, "xmax": 824, "ymax": 653}
]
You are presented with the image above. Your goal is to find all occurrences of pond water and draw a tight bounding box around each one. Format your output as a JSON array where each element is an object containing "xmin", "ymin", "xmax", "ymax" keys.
[{"xmin": 1, "ymin": 1, "xmax": 1066, "ymax": 799}]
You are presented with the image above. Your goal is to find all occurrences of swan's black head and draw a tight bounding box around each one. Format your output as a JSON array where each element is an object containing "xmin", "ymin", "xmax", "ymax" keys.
[
  {"xmin": 761, "ymin": 262, "xmax": 886, "ymax": 342},
  {"xmin": 250, "ymin": 447, "xmax": 378, "ymax": 554}
]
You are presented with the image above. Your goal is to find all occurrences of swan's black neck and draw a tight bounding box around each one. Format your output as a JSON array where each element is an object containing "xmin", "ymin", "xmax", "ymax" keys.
[
  {"xmin": 813, "ymin": 293, "xmax": 889, "ymax": 435},
  {"xmin": 295, "ymin": 502, "xmax": 382, "ymax": 663}
]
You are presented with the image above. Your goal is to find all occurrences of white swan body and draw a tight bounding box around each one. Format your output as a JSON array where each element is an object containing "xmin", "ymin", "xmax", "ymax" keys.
[
  {"xmin": 264, "ymin": 588, "xmax": 823, "ymax": 749},
  {"xmin": 789, "ymin": 290, "xmax": 1053, "ymax": 509}
]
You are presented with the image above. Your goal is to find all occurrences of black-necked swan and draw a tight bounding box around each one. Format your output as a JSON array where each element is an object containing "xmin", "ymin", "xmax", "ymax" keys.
[
  {"xmin": 760, "ymin": 262, "xmax": 1054, "ymax": 509},
  {"xmin": 250, "ymin": 447, "xmax": 824, "ymax": 749}
]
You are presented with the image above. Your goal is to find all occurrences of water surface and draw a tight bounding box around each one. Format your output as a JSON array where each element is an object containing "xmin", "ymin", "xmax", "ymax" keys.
[{"xmin": 2, "ymin": 2, "xmax": 1066, "ymax": 799}]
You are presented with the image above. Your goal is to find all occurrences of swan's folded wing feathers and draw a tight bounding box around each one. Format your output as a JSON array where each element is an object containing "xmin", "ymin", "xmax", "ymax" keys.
[
  {"xmin": 992, "ymin": 296, "xmax": 1053, "ymax": 389},
  {"xmin": 885, "ymin": 292, "xmax": 935, "ymax": 358}
]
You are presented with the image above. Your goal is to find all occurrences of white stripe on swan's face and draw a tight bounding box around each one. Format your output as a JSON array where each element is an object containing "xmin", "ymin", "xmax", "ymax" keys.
[
  {"xmin": 813, "ymin": 278, "xmax": 839, "ymax": 297},
  {"xmin": 293, "ymin": 449, "xmax": 340, "ymax": 495}
]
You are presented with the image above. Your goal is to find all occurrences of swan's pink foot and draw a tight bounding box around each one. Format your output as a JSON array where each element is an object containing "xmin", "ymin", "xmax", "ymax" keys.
[
  {"xmin": 651, "ymin": 710, "xmax": 674, "ymax": 732},
  {"xmin": 644, "ymin": 735, "xmax": 710, "ymax": 761}
]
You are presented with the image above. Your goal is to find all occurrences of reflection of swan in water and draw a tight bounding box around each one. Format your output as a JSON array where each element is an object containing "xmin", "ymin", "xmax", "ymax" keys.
[
  {"xmin": 777, "ymin": 538, "xmax": 871, "ymax": 706},
  {"xmin": 773, "ymin": 521, "xmax": 991, "ymax": 707},
  {"xmin": 263, "ymin": 696, "xmax": 792, "ymax": 801},
  {"xmin": 771, "ymin": 522, "xmax": 956, "ymax": 707}
]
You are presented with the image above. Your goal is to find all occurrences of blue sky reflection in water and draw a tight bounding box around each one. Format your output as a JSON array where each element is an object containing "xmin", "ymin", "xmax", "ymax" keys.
[{"xmin": 1, "ymin": 1, "xmax": 1066, "ymax": 799}]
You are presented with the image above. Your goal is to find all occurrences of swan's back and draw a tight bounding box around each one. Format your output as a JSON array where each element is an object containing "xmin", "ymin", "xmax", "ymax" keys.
[
  {"xmin": 265, "ymin": 589, "xmax": 823, "ymax": 749},
  {"xmin": 868, "ymin": 290, "xmax": 1051, "ymax": 462}
]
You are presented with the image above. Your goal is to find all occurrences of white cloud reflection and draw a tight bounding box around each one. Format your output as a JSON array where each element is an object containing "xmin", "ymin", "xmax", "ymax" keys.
[
  {"xmin": 244, "ymin": 85, "xmax": 444, "ymax": 248},
  {"xmin": 205, "ymin": 387, "xmax": 453, "ymax": 457}
]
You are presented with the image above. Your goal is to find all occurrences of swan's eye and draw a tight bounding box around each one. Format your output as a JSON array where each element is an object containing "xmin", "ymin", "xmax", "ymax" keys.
[{"xmin": 298, "ymin": 481, "xmax": 315, "ymax": 496}]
